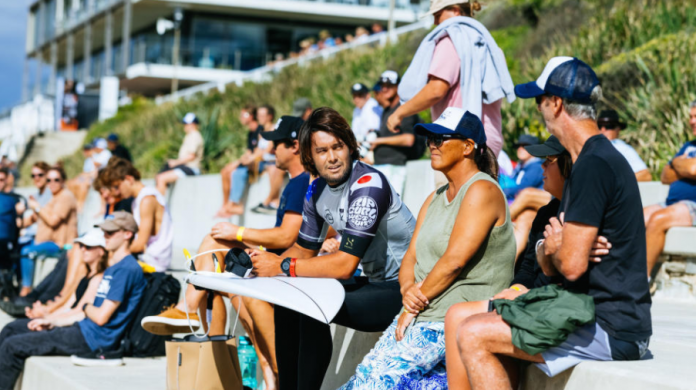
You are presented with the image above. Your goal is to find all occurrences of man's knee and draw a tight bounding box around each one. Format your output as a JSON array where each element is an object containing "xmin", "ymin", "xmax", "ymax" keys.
[
  {"xmin": 457, "ymin": 316, "xmax": 488, "ymax": 352},
  {"xmin": 647, "ymin": 208, "xmax": 679, "ymax": 233},
  {"xmin": 445, "ymin": 303, "xmax": 475, "ymax": 331}
]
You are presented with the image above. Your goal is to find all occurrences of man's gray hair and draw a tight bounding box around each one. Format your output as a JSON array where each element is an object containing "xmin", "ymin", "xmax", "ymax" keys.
[
  {"xmin": 563, "ymin": 85, "xmax": 603, "ymax": 121},
  {"xmin": 690, "ymin": 99, "xmax": 696, "ymax": 108}
]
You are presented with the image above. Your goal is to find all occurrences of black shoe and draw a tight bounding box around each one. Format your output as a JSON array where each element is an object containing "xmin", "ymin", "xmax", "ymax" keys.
[
  {"xmin": 71, "ymin": 349, "xmax": 124, "ymax": 367},
  {"xmin": 12, "ymin": 296, "xmax": 35, "ymax": 307},
  {"xmin": 0, "ymin": 300, "xmax": 28, "ymax": 318},
  {"xmin": 251, "ymin": 203, "xmax": 277, "ymax": 215}
]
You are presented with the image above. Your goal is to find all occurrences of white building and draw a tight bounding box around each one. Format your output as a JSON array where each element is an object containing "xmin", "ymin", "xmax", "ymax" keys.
[{"xmin": 25, "ymin": 0, "xmax": 425, "ymax": 97}]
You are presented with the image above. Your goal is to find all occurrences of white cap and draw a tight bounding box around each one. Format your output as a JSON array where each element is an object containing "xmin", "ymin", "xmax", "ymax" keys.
[
  {"xmin": 433, "ymin": 107, "xmax": 467, "ymax": 131},
  {"xmin": 94, "ymin": 138, "xmax": 108, "ymax": 149},
  {"xmin": 74, "ymin": 229, "xmax": 106, "ymax": 248}
]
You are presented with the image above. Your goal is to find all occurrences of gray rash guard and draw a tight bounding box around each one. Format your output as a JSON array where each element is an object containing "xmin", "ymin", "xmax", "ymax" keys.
[{"xmin": 297, "ymin": 161, "xmax": 416, "ymax": 282}]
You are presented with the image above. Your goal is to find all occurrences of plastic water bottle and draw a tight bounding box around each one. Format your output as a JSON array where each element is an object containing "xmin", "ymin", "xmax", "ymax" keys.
[{"xmin": 238, "ymin": 336, "xmax": 258, "ymax": 389}]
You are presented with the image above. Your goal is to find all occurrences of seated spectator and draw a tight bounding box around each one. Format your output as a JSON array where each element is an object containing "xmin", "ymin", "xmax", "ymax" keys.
[
  {"xmin": 0, "ymin": 213, "xmax": 145, "ymax": 387},
  {"xmin": 644, "ymin": 100, "xmax": 696, "ymax": 278},
  {"xmin": 142, "ymin": 116, "xmax": 310, "ymax": 389},
  {"xmin": 22, "ymin": 166, "xmax": 77, "ymax": 296},
  {"xmin": 371, "ymin": 23, "xmax": 384, "ymax": 34},
  {"xmin": 354, "ymin": 26, "xmax": 370, "ymax": 42},
  {"xmin": 445, "ymin": 136, "xmax": 573, "ymax": 389},
  {"xmin": 251, "ymin": 105, "xmax": 287, "ymax": 216},
  {"xmin": 0, "ymin": 171, "xmax": 19, "ymax": 279},
  {"xmin": 249, "ymin": 108, "xmax": 415, "ymax": 390},
  {"xmin": 351, "ymin": 83, "xmax": 383, "ymax": 158},
  {"xmin": 106, "ymin": 133, "xmax": 132, "ymax": 162},
  {"xmin": 155, "ymin": 112, "xmax": 205, "ymax": 195},
  {"xmin": 217, "ymin": 105, "xmax": 263, "ymax": 217},
  {"xmin": 0, "ymin": 156, "xmax": 20, "ymax": 194},
  {"xmin": 93, "ymin": 170, "xmax": 133, "ymax": 219},
  {"xmin": 598, "ymin": 110, "xmax": 651, "ymax": 181},
  {"xmin": 458, "ymin": 57, "xmax": 650, "ymax": 388},
  {"xmin": 503, "ymin": 134, "xmax": 544, "ymax": 200},
  {"xmin": 370, "ymin": 70, "xmax": 421, "ymax": 195},
  {"xmin": 77, "ymin": 139, "xmax": 112, "ymax": 212},
  {"xmin": 341, "ymin": 108, "xmax": 514, "ymax": 388},
  {"xmin": 18, "ymin": 162, "xmax": 53, "ymax": 246},
  {"xmin": 7, "ymin": 229, "xmax": 107, "ymax": 331},
  {"xmin": 292, "ymin": 97, "xmax": 313, "ymax": 121},
  {"xmin": 104, "ymin": 158, "xmax": 173, "ymax": 272},
  {"xmin": 508, "ymin": 138, "xmax": 568, "ymax": 260}
]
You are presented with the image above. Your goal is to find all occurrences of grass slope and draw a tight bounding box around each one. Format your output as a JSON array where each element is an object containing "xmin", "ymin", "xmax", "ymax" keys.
[{"xmin": 51, "ymin": 0, "xmax": 696, "ymax": 182}]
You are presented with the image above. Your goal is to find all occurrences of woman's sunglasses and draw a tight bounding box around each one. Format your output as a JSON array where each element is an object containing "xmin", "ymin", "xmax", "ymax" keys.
[
  {"xmin": 47, "ymin": 178, "xmax": 62, "ymax": 183},
  {"xmin": 31, "ymin": 173, "xmax": 45, "ymax": 179},
  {"xmin": 542, "ymin": 156, "xmax": 559, "ymax": 166},
  {"xmin": 425, "ymin": 134, "xmax": 468, "ymax": 148}
]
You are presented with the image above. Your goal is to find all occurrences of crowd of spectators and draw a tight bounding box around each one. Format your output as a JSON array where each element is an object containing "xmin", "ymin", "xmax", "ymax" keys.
[
  {"xmin": 267, "ymin": 24, "xmax": 386, "ymax": 66},
  {"xmin": 0, "ymin": 0, "xmax": 694, "ymax": 389}
]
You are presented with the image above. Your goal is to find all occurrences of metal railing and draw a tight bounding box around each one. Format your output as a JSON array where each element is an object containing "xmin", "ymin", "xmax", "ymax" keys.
[{"xmin": 154, "ymin": 18, "xmax": 431, "ymax": 105}]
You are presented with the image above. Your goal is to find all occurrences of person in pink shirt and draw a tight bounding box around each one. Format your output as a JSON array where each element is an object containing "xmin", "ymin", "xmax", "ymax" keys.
[{"xmin": 387, "ymin": 0, "xmax": 505, "ymax": 157}]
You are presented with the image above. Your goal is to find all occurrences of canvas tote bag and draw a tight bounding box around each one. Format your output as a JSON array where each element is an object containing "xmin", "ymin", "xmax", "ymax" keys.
[{"xmin": 166, "ymin": 334, "xmax": 243, "ymax": 390}]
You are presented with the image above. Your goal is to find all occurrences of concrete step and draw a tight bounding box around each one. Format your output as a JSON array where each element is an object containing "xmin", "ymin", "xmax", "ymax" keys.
[{"xmin": 22, "ymin": 131, "xmax": 88, "ymax": 167}]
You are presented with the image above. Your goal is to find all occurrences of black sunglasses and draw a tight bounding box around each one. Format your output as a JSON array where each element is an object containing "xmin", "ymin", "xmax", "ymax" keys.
[
  {"xmin": 535, "ymin": 94, "xmax": 553, "ymax": 105},
  {"xmin": 426, "ymin": 134, "xmax": 468, "ymax": 148},
  {"xmin": 47, "ymin": 178, "xmax": 62, "ymax": 183},
  {"xmin": 31, "ymin": 173, "xmax": 45, "ymax": 178}
]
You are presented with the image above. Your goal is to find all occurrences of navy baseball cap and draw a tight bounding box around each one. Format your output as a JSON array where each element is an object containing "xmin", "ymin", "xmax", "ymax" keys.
[
  {"xmin": 515, "ymin": 57, "xmax": 599, "ymax": 104},
  {"xmin": 415, "ymin": 107, "xmax": 487, "ymax": 146},
  {"xmin": 107, "ymin": 133, "xmax": 119, "ymax": 142},
  {"xmin": 524, "ymin": 135, "xmax": 565, "ymax": 157},
  {"xmin": 262, "ymin": 116, "xmax": 304, "ymax": 141},
  {"xmin": 513, "ymin": 134, "xmax": 540, "ymax": 148},
  {"xmin": 351, "ymin": 83, "xmax": 369, "ymax": 95},
  {"xmin": 181, "ymin": 112, "xmax": 199, "ymax": 125}
]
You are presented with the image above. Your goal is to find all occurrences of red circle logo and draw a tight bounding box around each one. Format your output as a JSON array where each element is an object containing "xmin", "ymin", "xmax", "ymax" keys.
[{"xmin": 357, "ymin": 176, "xmax": 372, "ymax": 184}]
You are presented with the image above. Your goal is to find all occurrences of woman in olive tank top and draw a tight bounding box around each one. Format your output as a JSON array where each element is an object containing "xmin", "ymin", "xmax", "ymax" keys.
[{"xmin": 341, "ymin": 108, "xmax": 515, "ymax": 390}]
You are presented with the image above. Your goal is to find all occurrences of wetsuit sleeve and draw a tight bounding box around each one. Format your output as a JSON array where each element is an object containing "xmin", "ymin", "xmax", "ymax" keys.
[
  {"xmin": 339, "ymin": 172, "xmax": 391, "ymax": 258},
  {"xmin": 297, "ymin": 180, "xmax": 328, "ymax": 250}
]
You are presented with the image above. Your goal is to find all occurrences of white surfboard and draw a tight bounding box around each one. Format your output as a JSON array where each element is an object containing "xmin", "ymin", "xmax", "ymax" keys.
[{"xmin": 184, "ymin": 272, "xmax": 345, "ymax": 324}]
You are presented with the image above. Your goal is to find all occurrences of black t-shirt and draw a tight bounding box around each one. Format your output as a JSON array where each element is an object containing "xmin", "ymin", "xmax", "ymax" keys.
[
  {"xmin": 105, "ymin": 197, "xmax": 134, "ymax": 219},
  {"xmin": 512, "ymin": 198, "xmax": 563, "ymax": 289},
  {"xmin": 112, "ymin": 145, "xmax": 132, "ymax": 162},
  {"xmin": 374, "ymin": 103, "xmax": 420, "ymax": 166},
  {"xmin": 559, "ymin": 134, "xmax": 651, "ymax": 342},
  {"xmin": 247, "ymin": 125, "xmax": 262, "ymax": 153}
]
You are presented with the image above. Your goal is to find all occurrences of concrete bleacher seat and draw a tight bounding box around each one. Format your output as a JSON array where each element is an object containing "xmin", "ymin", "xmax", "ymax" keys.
[{"xmin": 638, "ymin": 182, "xmax": 696, "ymax": 257}]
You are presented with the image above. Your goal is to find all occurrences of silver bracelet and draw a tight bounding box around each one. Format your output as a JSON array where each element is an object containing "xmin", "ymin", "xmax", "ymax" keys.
[{"xmin": 535, "ymin": 239, "xmax": 545, "ymax": 254}]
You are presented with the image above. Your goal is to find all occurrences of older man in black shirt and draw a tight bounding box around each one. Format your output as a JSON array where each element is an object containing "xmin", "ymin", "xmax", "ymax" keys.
[{"xmin": 457, "ymin": 57, "xmax": 651, "ymax": 390}]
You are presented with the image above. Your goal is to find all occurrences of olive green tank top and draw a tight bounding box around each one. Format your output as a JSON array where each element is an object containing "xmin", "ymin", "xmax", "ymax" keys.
[{"xmin": 414, "ymin": 172, "xmax": 516, "ymax": 323}]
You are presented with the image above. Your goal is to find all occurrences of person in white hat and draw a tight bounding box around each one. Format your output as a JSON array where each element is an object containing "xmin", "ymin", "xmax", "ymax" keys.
[{"xmin": 391, "ymin": 0, "xmax": 515, "ymax": 158}]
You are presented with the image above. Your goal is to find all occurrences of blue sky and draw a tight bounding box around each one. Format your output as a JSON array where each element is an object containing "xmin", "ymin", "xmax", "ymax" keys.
[{"xmin": 0, "ymin": 1, "xmax": 30, "ymax": 112}]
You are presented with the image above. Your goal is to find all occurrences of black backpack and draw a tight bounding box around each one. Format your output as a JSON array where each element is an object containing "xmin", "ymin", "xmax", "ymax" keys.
[{"xmin": 121, "ymin": 272, "xmax": 181, "ymax": 357}]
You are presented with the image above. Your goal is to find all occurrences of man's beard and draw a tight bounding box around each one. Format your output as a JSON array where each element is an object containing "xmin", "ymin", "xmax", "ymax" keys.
[{"xmin": 322, "ymin": 162, "xmax": 352, "ymax": 186}]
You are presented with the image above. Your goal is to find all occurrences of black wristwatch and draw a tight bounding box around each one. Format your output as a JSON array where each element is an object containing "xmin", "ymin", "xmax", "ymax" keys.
[{"xmin": 280, "ymin": 257, "xmax": 292, "ymax": 277}]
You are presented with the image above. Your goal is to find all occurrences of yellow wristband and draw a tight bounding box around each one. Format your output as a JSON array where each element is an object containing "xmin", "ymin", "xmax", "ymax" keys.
[
  {"xmin": 236, "ymin": 227, "xmax": 245, "ymax": 242},
  {"xmin": 511, "ymin": 286, "xmax": 521, "ymax": 292},
  {"xmin": 403, "ymin": 307, "xmax": 411, "ymax": 314}
]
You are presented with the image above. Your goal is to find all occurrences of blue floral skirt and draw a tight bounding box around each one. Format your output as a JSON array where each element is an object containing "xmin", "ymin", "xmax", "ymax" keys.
[{"xmin": 340, "ymin": 315, "xmax": 448, "ymax": 390}]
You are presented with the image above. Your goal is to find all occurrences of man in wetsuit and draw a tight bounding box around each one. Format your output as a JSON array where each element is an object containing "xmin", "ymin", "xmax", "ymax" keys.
[{"xmin": 250, "ymin": 107, "xmax": 416, "ymax": 390}]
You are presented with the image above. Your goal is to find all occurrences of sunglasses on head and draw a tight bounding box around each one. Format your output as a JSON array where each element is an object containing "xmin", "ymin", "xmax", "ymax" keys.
[
  {"xmin": 31, "ymin": 173, "xmax": 45, "ymax": 179},
  {"xmin": 425, "ymin": 134, "xmax": 469, "ymax": 148}
]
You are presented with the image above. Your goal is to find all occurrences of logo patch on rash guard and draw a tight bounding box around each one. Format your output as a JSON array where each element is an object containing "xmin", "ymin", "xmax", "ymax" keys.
[
  {"xmin": 348, "ymin": 196, "xmax": 379, "ymax": 229},
  {"xmin": 350, "ymin": 173, "xmax": 383, "ymax": 194}
]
